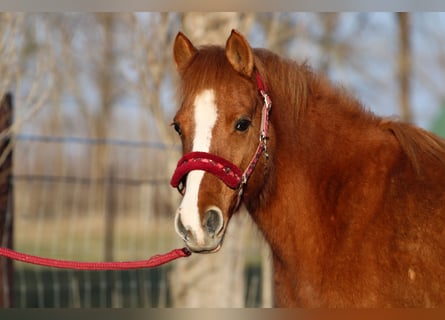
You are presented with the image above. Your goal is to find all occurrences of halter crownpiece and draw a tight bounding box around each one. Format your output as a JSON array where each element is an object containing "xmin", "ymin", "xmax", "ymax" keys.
[{"xmin": 170, "ymin": 70, "xmax": 272, "ymax": 203}]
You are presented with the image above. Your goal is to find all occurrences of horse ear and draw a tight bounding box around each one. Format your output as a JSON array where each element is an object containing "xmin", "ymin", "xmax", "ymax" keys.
[
  {"xmin": 225, "ymin": 29, "xmax": 254, "ymax": 77},
  {"xmin": 173, "ymin": 32, "xmax": 198, "ymax": 72}
]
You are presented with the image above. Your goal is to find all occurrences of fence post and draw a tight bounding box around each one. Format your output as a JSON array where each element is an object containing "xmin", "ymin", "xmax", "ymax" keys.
[
  {"xmin": 105, "ymin": 166, "xmax": 119, "ymax": 306},
  {"xmin": 104, "ymin": 167, "xmax": 116, "ymax": 263},
  {"xmin": 0, "ymin": 92, "xmax": 14, "ymax": 307}
]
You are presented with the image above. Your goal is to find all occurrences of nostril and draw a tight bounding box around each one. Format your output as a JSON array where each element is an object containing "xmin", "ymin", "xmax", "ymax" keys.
[
  {"xmin": 176, "ymin": 214, "xmax": 190, "ymax": 241},
  {"xmin": 204, "ymin": 208, "xmax": 224, "ymax": 237}
]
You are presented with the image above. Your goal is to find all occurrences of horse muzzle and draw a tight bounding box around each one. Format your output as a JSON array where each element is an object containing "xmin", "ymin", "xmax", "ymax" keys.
[{"xmin": 174, "ymin": 206, "xmax": 226, "ymax": 254}]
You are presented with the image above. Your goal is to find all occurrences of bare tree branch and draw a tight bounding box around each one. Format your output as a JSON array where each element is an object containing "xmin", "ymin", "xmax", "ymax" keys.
[{"xmin": 397, "ymin": 12, "xmax": 413, "ymax": 122}]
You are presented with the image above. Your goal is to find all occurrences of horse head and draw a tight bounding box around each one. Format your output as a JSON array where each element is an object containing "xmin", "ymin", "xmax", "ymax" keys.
[{"xmin": 170, "ymin": 30, "xmax": 272, "ymax": 253}]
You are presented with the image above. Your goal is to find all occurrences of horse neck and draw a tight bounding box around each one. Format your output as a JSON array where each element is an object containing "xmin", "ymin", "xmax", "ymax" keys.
[{"xmin": 248, "ymin": 64, "xmax": 378, "ymax": 268}]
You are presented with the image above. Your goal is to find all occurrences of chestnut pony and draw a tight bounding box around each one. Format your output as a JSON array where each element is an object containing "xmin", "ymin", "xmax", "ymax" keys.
[{"xmin": 170, "ymin": 30, "xmax": 445, "ymax": 307}]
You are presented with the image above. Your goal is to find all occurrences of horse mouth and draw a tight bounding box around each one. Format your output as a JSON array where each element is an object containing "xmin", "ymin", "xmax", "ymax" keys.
[
  {"xmin": 184, "ymin": 235, "xmax": 225, "ymax": 254},
  {"xmin": 188, "ymin": 243, "xmax": 222, "ymax": 254}
]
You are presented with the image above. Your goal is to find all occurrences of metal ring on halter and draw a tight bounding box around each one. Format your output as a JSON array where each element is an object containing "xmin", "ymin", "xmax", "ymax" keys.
[{"xmin": 177, "ymin": 179, "xmax": 186, "ymax": 195}]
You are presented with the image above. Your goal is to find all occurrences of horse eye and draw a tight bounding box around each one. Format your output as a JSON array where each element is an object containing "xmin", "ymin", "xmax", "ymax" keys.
[
  {"xmin": 235, "ymin": 118, "xmax": 251, "ymax": 132},
  {"xmin": 172, "ymin": 122, "xmax": 182, "ymax": 136}
]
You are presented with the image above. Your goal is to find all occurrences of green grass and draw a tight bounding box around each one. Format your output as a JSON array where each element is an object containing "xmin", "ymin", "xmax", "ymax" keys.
[{"xmin": 14, "ymin": 214, "xmax": 181, "ymax": 263}]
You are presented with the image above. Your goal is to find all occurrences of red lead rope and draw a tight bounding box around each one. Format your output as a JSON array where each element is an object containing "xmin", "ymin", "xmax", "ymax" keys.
[{"xmin": 0, "ymin": 247, "xmax": 191, "ymax": 270}]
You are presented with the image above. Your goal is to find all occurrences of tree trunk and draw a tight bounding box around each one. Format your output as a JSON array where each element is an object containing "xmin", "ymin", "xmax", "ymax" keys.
[
  {"xmin": 94, "ymin": 13, "xmax": 119, "ymax": 307},
  {"xmin": 0, "ymin": 93, "xmax": 14, "ymax": 307},
  {"xmin": 397, "ymin": 12, "xmax": 412, "ymax": 122},
  {"xmin": 169, "ymin": 13, "xmax": 259, "ymax": 307}
]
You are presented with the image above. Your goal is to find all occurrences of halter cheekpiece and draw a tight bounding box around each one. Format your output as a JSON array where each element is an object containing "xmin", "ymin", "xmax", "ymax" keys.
[{"xmin": 170, "ymin": 70, "xmax": 272, "ymax": 205}]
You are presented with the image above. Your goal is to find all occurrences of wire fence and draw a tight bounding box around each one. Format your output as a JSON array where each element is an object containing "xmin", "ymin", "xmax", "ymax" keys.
[{"xmin": 1, "ymin": 132, "xmax": 264, "ymax": 307}]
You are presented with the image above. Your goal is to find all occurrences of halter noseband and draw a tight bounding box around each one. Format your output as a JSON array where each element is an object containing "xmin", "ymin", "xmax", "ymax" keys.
[{"xmin": 170, "ymin": 70, "xmax": 272, "ymax": 206}]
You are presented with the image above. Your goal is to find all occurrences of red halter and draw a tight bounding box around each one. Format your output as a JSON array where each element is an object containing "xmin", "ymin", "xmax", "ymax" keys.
[{"xmin": 170, "ymin": 70, "xmax": 272, "ymax": 205}]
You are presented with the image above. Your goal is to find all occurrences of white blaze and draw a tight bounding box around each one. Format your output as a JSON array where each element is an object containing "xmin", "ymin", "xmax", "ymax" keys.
[{"xmin": 176, "ymin": 89, "xmax": 218, "ymax": 244}]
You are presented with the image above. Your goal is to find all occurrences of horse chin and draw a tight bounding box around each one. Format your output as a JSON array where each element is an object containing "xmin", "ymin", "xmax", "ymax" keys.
[
  {"xmin": 194, "ymin": 243, "xmax": 222, "ymax": 254},
  {"xmin": 186, "ymin": 243, "xmax": 221, "ymax": 254},
  {"xmin": 186, "ymin": 236, "xmax": 225, "ymax": 254}
]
